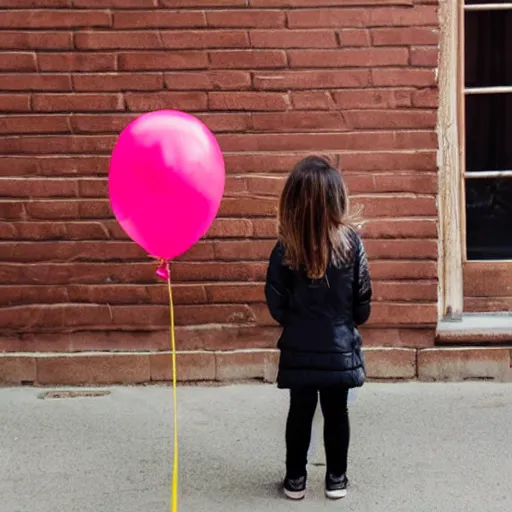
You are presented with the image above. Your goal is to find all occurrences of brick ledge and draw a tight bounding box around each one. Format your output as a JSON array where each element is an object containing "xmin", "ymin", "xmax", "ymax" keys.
[{"xmin": 1, "ymin": 347, "xmax": 511, "ymax": 386}]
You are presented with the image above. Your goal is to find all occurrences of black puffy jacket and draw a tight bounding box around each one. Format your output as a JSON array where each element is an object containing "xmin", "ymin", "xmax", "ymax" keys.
[{"xmin": 265, "ymin": 232, "xmax": 372, "ymax": 389}]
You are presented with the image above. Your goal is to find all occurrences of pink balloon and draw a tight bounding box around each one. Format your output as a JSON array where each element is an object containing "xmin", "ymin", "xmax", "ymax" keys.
[{"xmin": 108, "ymin": 110, "xmax": 225, "ymax": 260}]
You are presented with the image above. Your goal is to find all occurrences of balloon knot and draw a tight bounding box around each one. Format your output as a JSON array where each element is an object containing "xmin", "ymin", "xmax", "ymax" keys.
[{"xmin": 156, "ymin": 260, "xmax": 170, "ymax": 281}]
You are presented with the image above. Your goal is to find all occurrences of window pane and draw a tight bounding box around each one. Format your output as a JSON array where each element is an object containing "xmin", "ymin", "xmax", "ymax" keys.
[
  {"xmin": 465, "ymin": 10, "xmax": 512, "ymax": 87},
  {"xmin": 466, "ymin": 178, "xmax": 512, "ymax": 259},
  {"xmin": 465, "ymin": 94, "xmax": 512, "ymax": 172}
]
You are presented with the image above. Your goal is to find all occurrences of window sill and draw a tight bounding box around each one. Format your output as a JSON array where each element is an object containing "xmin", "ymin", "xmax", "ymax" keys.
[{"xmin": 437, "ymin": 314, "xmax": 512, "ymax": 344}]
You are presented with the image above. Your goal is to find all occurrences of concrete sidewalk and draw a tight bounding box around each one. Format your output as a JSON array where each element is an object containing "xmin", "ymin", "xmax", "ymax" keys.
[{"xmin": 1, "ymin": 383, "xmax": 511, "ymax": 512}]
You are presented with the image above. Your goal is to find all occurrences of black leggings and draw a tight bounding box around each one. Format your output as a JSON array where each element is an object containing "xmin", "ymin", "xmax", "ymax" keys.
[{"xmin": 285, "ymin": 386, "xmax": 350, "ymax": 479}]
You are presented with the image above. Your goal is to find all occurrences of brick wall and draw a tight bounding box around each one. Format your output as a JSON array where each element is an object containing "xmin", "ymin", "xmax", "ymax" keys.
[{"xmin": 0, "ymin": 0, "xmax": 441, "ymax": 384}]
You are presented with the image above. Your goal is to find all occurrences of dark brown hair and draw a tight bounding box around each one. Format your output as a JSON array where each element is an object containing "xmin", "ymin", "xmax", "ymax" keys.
[{"xmin": 278, "ymin": 155, "xmax": 360, "ymax": 279}]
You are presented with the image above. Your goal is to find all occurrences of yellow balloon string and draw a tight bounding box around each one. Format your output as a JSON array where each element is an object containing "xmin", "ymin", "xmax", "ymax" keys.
[{"xmin": 167, "ymin": 266, "xmax": 179, "ymax": 512}]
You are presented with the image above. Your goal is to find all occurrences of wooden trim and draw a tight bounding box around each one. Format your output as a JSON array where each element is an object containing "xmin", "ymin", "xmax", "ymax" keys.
[
  {"xmin": 459, "ymin": 0, "xmax": 467, "ymax": 262},
  {"xmin": 465, "ymin": 3, "xmax": 512, "ymax": 11},
  {"xmin": 438, "ymin": 0, "xmax": 464, "ymax": 320},
  {"xmin": 465, "ymin": 170, "xmax": 512, "ymax": 178},
  {"xmin": 466, "ymin": 86, "xmax": 512, "ymax": 95}
]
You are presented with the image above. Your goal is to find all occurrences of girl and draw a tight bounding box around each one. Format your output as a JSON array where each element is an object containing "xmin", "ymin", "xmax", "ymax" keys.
[{"xmin": 265, "ymin": 155, "xmax": 372, "ymax": 501}]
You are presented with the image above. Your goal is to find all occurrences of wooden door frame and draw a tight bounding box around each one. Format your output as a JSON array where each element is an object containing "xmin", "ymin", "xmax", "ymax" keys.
[{"xmin": 438, "ymin": 0, "xmax": 464, "ymax": 321}]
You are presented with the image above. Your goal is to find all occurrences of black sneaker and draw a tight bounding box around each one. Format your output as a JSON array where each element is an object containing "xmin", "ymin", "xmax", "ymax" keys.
[
  {"xmin": 283, "ymin": 475, "xmax": 307, "ymax": 500},
  {"xmin": 325, "ymin": 473, "xmax": 348, "ymax": 500}
]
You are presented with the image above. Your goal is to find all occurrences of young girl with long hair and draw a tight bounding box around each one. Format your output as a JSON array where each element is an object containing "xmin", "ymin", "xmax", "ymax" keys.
[{"xmin": 265, "ymin": 155, "xmax": 372, "ymax": 501}]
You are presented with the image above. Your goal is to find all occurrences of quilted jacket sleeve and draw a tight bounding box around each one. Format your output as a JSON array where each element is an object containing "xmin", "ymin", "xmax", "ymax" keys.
[
  {"xmin": 353, "ymin": 235, "xmax": 372, "ymax": 326},
  {"xmin": 264, "ymin": 242, "xmax": 289, "ymax": 326}
]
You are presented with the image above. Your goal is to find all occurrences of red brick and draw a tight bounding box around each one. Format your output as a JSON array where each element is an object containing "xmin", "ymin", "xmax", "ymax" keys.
[
  {"xmin": 209, "ymin": 50, "xmax": 287, "ymax": 69},
  {"xmin": 0, "ymin": 135, "xmax": 117, "ymax": 156},
  {"xmin": 0, "ymin": 10, "xmax": 112, "ymax": 29},
  {"xmin": 33, "ymin": 93, "xmax": 124, "ymax": 112},
  {"xmin": 74, "ymin": 31, "xmax": 161, "ymax": 50},
  {"xmin": 372, "ymin": 27, "xmax": 439, "ymax": 46},
  {"xmin": 252, "ymin": 218, "xmax": 277, "ymax": 238},
  {"xmin": 373, "ymin": 68, "xmax": 436, "ymax": 87},
  {"xmin": 412, "ymin": 88, "xmax": 438, "ymax": 108},
  {"xmin": 362, "ymin": 328, "xmax": 434, "ymax": 348},
  {"xmin": 411, "ymin": 46, "xmax": 438, "ymax": 67},
  {"xmin": 165, "ymin": 70, "xmax": 251, "ymax": 90},
  {"xmin": 341, "ymin": 150, "xmax": 436, "ymax": 171},
  {"xmin": 250, "ymin": 29, "xmax": 337, "ymax": 48},
  {"xmin": 253, "ymin": 0, "xmax": 413, "ymax": 4},
  {"xmin": 357, "ymin": 195, "xmax": 436, "ymax": 218},
  {"xmin": 113, "ymin": 10, "xmax": 206, "ymax": 29},
  {"xmin": 207, "ymin": 10, "xmax": 285, "ymax": 28},
  {"xmin": 364, "ymin": 239, "xmax": 437, "ymax": 260},
  {"xmin": 36, "ymin": 156, "xmax": 110, "ymax": 176},
  {"xmin": 118, "ymin": 51, "xmax": 207, "ymax": 70},
  {"xmin": 362, "ymin": 219, "xmax": 437, "ymax": 239},
  {"xmin": 348, "ymin": 172, "xmax": 437, "ymax": 194},
  {"xmin": 175, "ymin": 304, "xmax": 257, "ymax": 325},
  {"xmin": 38, "ymin": 52, "xmax": 116, "ymax": 72},
  {"xmin": 0, "ymin": 286, "xmax": 66, "ymax": 306},
  {"xmin": 371, "ymin": 261, "xmax": 437, "ymax": 280},
  {"xmin": 0, "ymin": 116, "xmax": 70, "ymax": 135},
  {"xmin": 245, "ymin": 176, "xmax": 285, "ymax": 196},
  {"xmin": 332, "ymin": 89, "xmax": 411, "ymax": 109},
  {"xmin": 418, "ymin": 348, "xmax": 511, "ymax": 381},
  {"xmin": 74, "ymin": 0, "xmax": 158, "ymax": 7},
  {"xmin": 172, "ymin": 262, "xmax": 267, "ymax": 282},
  {"xmin": 253, "ymin": 70, "xmax": 370, "ymax": 90},
  {"xmin": 205, "ymin": 218, "xmax": 253, "ymax": 238},
  {"xmin": 0, "ymin": 220, "xmax": 118, "ymax": 241},
  {"xmin": 36, "ymin": 354, "xmax": 151, "ymax": 385},
  {"xmin": 219, "ymin": 197, "xmax": 276, "ymax": 217},
  {"xmin": 0, "ymin": 241, "xmax": 147, "ymax": 263},
  {"xmin": 218, "ymin": 131, "xmax": 436, "ymax": 152},
  {"xmin": 125, "ymin": 92, "xmax": 207, "ymax": 112},
  {"xmin": 288, "ymin": 48, "xmax": 409, "ymax": 68},
  {"xmin": 224, "ymin": 153, "xmax": 315, "ymax": 174},
  {"xmin": 0, "ymin": 94, "xmax": 31, "ymax": 112},
  {"xmin": 205, "ymin": 283, "xmax": 264, "ymax": 303},
  {"xmin": 196, "ymin": 113, "xmax": 252, "ymax": 133},
  {"xmin": 0, "ymin": 262, "xmax": 159, "ymax": 285},
  {"xmin": 373, "ymin": 281, "xmax": 437, "ymax": 302},
  {"xmin": 0, "ymin": 177, "xmax": 78, "ymax": 197},
  {"xmin": 364, "ymin": 348, "xmax": 416, "ymax": 379},
  {"xmin": 161, "ymin": 0, "xmax": 246, "ymax": 5},
  {"xmin": 0, "ymin": 157, "xmax": 39, "ymax": 176},
  {"xmin": 150, "ymin": 352, "xmax": 216, "ymax": 382},
  {"xmin": 0, "ymin": 31, "xmax": 73, "ymax": 50},
  {"xmin": 291, "ymin": 91, "xmax": 333, "ymax": 110},
  {"xmin": 73, "ymin": 72, "xmax": 163, "ymax": 92},
  {"xmin": 345, "ymin": 110, "xmax": 436, "ymax": 129},
  {"xmin": 0, "ymin": 52, "xmax": 36, "ymax": 71},
  {"xmin": 338, "ymin": 29, "xmax": 371, "ymax": 47},
  {"xmin": 0, "ymin": 356, "xmax": 36, "ymax": 384},
  {"xmin": 370, "ymin": 6, "xmax": 438, "ymax": 27},
  {"xmin": 215, "ymin": 351, "xmax": 267, "ymax": 381},
  {"xmin": 214, "ymin": 240, "xmax": 275, "ymax": 260},
  {"xmin": 253, "ymin": 111, "xmax": 346, "ymax": 131},
  {"xmin": 0, "ymin": 73, "xmax": 72, "ymax": 91},
  {"xmin": 368, "ymin": 303, "xmax": 437, "ymax": 325},
  {"xmin": 0, "ymin": 0, "xmax": 70, "ymax": 5},
  {"xmin": 287, "ymin": 9, "xmax": 369, "ymax": 28},
  {"xmin": 209, "ymin": 92, "xmax": 290, "ymax": 111},
  {"xmin": 0, "ymin": 202, "xmax": 26, "ymax": 221},
  {"xmin": 70, "ymin": 114, "xmax": 135, "ymax": 134},
  {"xmin": 162, "ymin": 30, "xmax": 249, "ymax": 49},
  {"xmin": 21, "ymin": 199, "xmax": 112, "ymax": 219}
]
